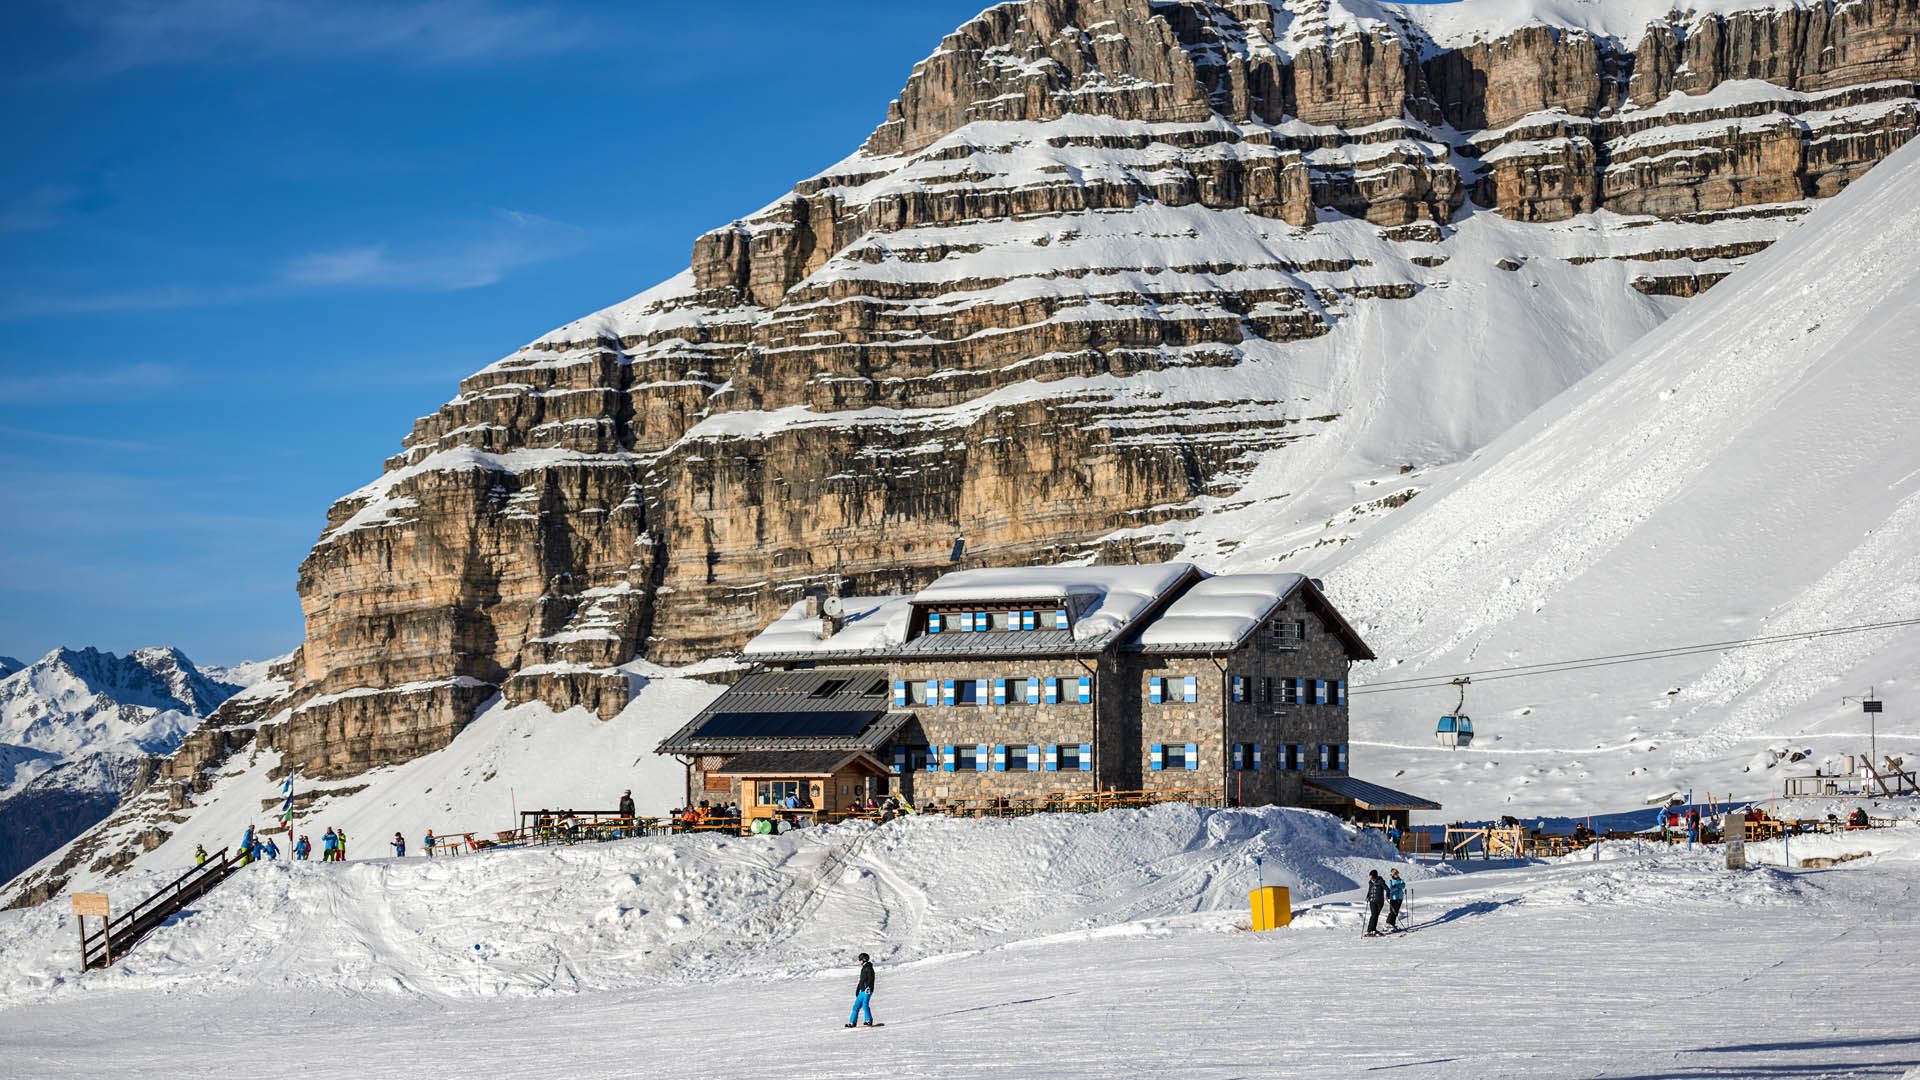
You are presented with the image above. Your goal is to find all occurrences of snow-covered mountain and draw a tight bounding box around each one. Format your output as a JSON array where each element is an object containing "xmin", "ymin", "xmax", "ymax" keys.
[
  {"xmin": 0, "ymin": 648, "xmax": 244, "ymax": 885},
  {"xmin": 1314, "ymin": 134, "xmax": 1920, "ymax": 816}
]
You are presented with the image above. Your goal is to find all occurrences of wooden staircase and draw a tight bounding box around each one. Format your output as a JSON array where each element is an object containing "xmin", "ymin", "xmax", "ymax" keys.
[{"xmin": 81, "ymin": 847, "xmax": 239, "ymax": 970}]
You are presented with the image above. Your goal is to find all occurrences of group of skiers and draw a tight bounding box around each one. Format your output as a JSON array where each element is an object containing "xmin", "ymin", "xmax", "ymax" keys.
[{"xmin": 222, "ymin": 824, "xmax": 351, "ymax": 866}]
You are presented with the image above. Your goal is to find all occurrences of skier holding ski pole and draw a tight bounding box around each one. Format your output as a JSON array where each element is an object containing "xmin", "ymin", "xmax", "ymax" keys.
[{"xmin": 1386, "ymin": 870, "xmax": 1407, "ymax": 932}]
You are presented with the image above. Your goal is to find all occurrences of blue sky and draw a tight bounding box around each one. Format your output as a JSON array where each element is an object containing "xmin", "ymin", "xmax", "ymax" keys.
[{"xmin": 0, "ymin": 0, "xmax": 989, "ymax": 667}]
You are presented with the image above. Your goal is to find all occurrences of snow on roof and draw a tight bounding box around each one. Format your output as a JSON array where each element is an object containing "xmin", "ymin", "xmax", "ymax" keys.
[
  {"xmin": 912, "ymin": 563, "xmax": 1197, "ymax": 642},
  {"xmin": 741, "ymin": 595, "xmax": 916, "ymax": 657},
  {"xmin": 1135, "ymin": 573, "xmax": 1308, "ymax": 649}
]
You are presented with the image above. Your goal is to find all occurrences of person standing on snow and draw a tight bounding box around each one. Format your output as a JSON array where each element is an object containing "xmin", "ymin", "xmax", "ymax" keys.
[
  {"xmin": 618, "ymin": 789, "xmax": 636, "ymax": 820},
  {"xmin": 1386, "ymin": 870, "xmax": 1408, "ymax": 931},
  {"xmin": 294, "ymin": 835, "xmax": 311, "ymax": 861},
  {"xmin": 337, "ymin": 828, "xmax": 348, "ymax": 860},
  {"xmin": 392, "ymin": 832, "xmax": 406, "ymax": 857},
  {"xmin": 321, "ymin": 828, "xmax": 337, "ymax": 862},
  {"xmin": 846, "ymin": 953, "xmax": 877, "ymax": 1027},
  {"xmin": 1364, "ymin": 870, "xmax": 1388, "ymax": 936},
  {"xmin": 194, "ymin": 844, "xmax": 208, "ymax": 866}
]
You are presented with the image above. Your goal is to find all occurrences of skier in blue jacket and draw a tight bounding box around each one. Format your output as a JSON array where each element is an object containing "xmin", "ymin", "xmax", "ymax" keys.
[
  {"xmin": 391, "ymin": 832, "xmax": 406, "ymax": 857},
  {"xmin": 1386, "ymin": 870, "xmax": 1408, "ymax": 931}
]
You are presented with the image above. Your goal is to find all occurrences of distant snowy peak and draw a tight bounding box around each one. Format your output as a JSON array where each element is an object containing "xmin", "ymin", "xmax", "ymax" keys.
[
  {"xmin": 0, "ymin": 647, "xmax": 240, "ymax": 769},
  {"xmin": 0, "ymin": 657, "xmax": 22, "ymax": 679}
]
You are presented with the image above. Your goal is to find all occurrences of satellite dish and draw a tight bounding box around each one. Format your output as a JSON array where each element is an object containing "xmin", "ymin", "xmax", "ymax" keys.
[{"xmin": 822, "ymin": 596, "xmax": 844, "ymax": 617}]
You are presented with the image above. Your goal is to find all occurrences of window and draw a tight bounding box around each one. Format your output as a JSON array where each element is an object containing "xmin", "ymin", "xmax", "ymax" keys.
[
  {"xmin": 863, "ymin": 678, "xmax": 888, "ymax": 697},
  {"xmin": 1005, "ymin": 744, "xmax": 1033, "ymax": 771},
  {"xmin": 1281, "ymin": 678, "xmax": 1302, "ymax": 706},
  {"xmin": 1152, "ymin": 743, "xmax": 1200, "ymax": 771},
  {"xmin": 1182, "ymin": 675, "xmax": 1199, "ymax": 703},
  {"xmin": 1261, "ymin": 677, "xmax": 1273, "ymax": 704},
  {"xmin": 809, "ymin": 678, "xmax": 848, "ymax": 699},
  {"xmin": 756, "ymin": 780, "xmax": 802, "ymax": 806},
  {"xmin": 1052, "ymin": 743, "xmax": 1090, "ymax": 771},
  {"xmin": 1269, "ymin": 618, "xmax": 1308, "ymax": 646},
  {"xmin": 954, "ymin": 745, "xmax": 980, "ymax": 771},
  {"xmin": 1285, "ymin": 744, "xmax": 1302, "ymax": 771},
  {"xmin": 954, "ymin": 679, "xmax": 982, "ymax": 705},
  {"xmin": 893, "ymin": 744, "xmax": 932, "ymax": 773}
]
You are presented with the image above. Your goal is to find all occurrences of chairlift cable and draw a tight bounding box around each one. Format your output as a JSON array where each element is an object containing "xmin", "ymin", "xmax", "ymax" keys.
[{"xmin": 1351, "ymin": 615, "xmax": 1920, "ymax": 697}]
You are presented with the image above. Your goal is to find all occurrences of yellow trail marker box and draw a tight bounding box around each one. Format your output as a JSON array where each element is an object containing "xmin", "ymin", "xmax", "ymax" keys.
[{"xmin": 1249, "ymin": 885, "xmax": 1291, "ymax": 931}]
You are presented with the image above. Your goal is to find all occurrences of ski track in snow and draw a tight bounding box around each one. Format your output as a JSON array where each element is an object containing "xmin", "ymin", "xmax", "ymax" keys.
[{"xmin": 1, "ymin": 810, "xmax": 1917, "ymax": 1078}]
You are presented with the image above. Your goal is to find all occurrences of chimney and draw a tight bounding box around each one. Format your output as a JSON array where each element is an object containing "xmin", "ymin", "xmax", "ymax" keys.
[{"xmin": 802, "ymin": 595, "xmax": 821, "ymax": 618}]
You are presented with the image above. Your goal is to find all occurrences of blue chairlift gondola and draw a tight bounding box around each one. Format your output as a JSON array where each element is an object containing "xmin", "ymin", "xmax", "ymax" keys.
[{"xmin": 1437, "ymin": 677, "xmax": 1474, "ymax": 749}]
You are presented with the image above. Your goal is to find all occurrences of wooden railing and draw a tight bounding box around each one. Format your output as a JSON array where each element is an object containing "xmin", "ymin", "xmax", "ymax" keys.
[{"xmin": 82, "ymin": 847, "xmax": 238, "ymax": 970}]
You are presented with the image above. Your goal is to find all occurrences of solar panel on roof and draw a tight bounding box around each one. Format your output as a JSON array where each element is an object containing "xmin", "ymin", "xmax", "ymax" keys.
[{"xmin": 691, "ymin": 710, "xmax": 880, "ymax": 740}]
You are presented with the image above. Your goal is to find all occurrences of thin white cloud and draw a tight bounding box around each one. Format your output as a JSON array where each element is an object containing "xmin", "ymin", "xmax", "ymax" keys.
[
  {"xmin": 0, "ymin": 425, "xmax": 175, "ymax": 453},
  {"xmin": 0, "ymin": 186, "xmax": 81, "ymax": 235},
  {"xmin": 0, "ymin": 209, "xmax": 587, "ymax": 319},
  {"xmin": 0, "ymin": 362, "xmax": 180, "ymax": 403},
  {"xmin": 61, "ymin": 0, "xmax": 608, "ymax": 74}
]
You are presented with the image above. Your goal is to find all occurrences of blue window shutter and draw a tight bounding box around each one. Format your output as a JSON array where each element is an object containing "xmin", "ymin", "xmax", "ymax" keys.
[
  {"xmin": 1045, "ymin": 677, "xmax": 1060, "ymax": 704},
  {"xmin": 1316, "ymin": 679, "xmax": 1328, "ymax": 705},
  {"xmin": 942, "ymin": 745, "xmax": 956, "ymax": 772},
  {"xmin": 976, "ymin": 612, "xmax": 989, "ymax": 632},
  {"xmin": 924, "ymin": 679, "xmax": 937, "ymax": 705},
  {"xmin": 1231, "ymin": 743, "xmax": 1243, "ymax": 770},
  {"xmin": 892, "ymin": 681, "xmax": 908, "ymax": 708},
  {"xmin": 960, "ymin": 612, "xmax": 974, "ymax": 632},
  {"xmin": 1150, "ymin": 744, "xmax": 1164, "ymax": 771},
  {"xmin": 1252, "ymin": 743, "xmax": 1262, "ymax": 770},
  {"xmin": 928, "ymin": 613, "xmax": 942, "ymax": 633},
  {"xmin": 1185, "ymin": 742, "xmax": 1200, "ymax": 770},
  {"xmin": 975, "ymin": 744, "xmax": 989, "ymax": 772},
  {"xmin": 992, "ymin": 678, "xmax": 1007, "ymax": 705},
  {"xmin": 1027, "ymin": 744, "xmax": 1041, "ymax": 772},
  {"xmin": 1078, "ymin": 744, "xmax": 1092, "ymax": 771},
  {"xmin": 1077, "ymin": 676, "xmax": 1092, "ymax": 704},
  {"xmin": 1337, "ymin": 744, "xmax": 1348, "ymax": 772},
  {"xmin": 1337, "ymin": 679, "xmax": 1348, "ymax": 707},
  {"xmin": 1231, "ymin": 676, "xmax": 1245, "ymax": 703},
  {"xmin": 993, "ymin": 745, "xmax": 1007, "ymax": 772},
  {"xmin": 1044, "ymin": 744, "xmax": 1059, "ymax": 771},
  {"xmin": 1054, "ymin": 609, "xmax": 1069, "ymax": 630},
  {"xmin": 1026, "ymin": 677, "xmax": 1040, "ymax": 704},
  {"xmin": 941, "ymin": 679, "xmax": 956, "ymax": 706},
  {"xmin": 1148, "ymin": 677, "xmax": 1163, "ymax": 704},
  {"xmin": 1022, "ymin": 610, "xmax": 1035, "ymax": 631},
  {"xmin": 1184, "ymin": 675, "xmax": 1198, "ymax": 703},
  {"xmin": 975, "ymin": 679, "xmax": 989, "ymax": 705},
  {"xmin": 892, "ymin": 745, "xmax": 905, "ymax": 773}
]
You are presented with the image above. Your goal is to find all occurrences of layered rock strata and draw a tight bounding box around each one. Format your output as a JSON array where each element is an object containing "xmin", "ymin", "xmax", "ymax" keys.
[{"xmin": 126, "ymin": 1, "xmax": 1920, "ymax": 788}]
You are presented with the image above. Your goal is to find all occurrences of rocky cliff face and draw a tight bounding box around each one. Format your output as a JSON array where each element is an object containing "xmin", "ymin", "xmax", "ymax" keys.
[{"xmin": 111, "ymin": 2, "xmax": 1920, "ymax": 788}]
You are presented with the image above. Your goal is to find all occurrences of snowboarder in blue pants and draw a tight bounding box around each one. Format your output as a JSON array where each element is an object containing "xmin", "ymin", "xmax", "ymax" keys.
[{"xmin": 846, "ymin": 953, "xmax": 876, "ymax": 1027}]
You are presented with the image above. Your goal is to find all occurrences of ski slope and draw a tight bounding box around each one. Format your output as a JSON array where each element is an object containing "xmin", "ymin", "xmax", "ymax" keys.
[
  {"xmin": 1296, "ymin": 134, "xmax": 1920, "ymax": 817},
  {"xmin": 1, "ymin": 805, "xmax": 1916, "ymax": 1078}
]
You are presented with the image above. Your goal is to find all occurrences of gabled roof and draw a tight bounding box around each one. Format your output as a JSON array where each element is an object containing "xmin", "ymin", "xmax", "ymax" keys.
[
  {"xmin": 740, "ymin": 563, "xmax": 1203, "ymax": 661},
  {"xmin": 1135, "ymin": 573, "xmax": 1375, "ymax": 660},
  {"xmin": 654, "ymin": 667, "xmax": 907, "ymax": 754}
]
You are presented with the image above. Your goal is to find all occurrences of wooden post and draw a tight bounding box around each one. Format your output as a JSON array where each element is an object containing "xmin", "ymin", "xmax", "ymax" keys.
[{"xmin": 72, "ymin": 892, "xmax": 110, "ymax": 970}]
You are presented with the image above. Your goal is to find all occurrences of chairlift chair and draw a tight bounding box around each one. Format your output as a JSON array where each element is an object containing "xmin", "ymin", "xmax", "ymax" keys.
[{"xmin": 1436, "ymin": 677, "xmax": 1475, "ymax": 749}]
